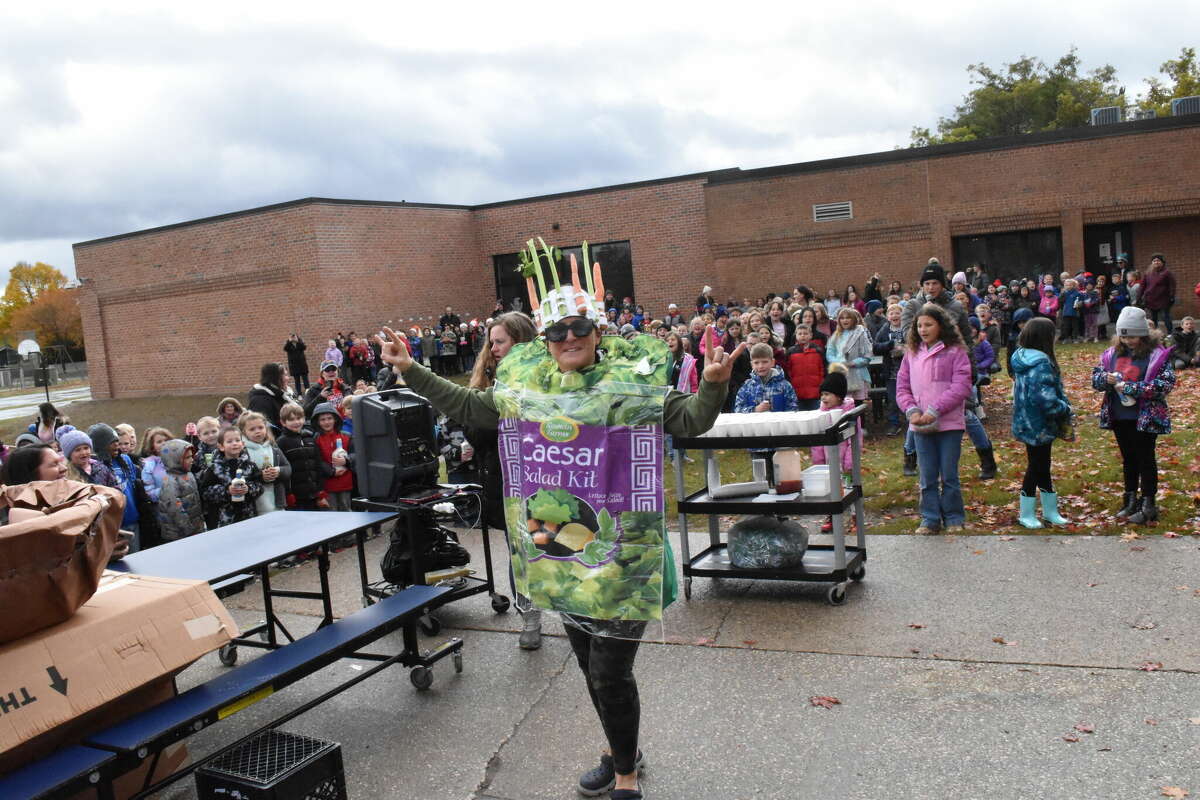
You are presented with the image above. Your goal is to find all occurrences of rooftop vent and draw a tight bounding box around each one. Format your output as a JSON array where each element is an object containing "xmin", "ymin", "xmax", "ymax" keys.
[
  {"xmin": 1090, "ymin": 106, "xmax": 1123, "ymax": 125},
  {"xmin": 1171, "ymin": 96, "xmax": 1200, "ymax": 116},
  {"xmin": 1130, "ymin": 108, "xmax": 1157, "ymax": 121},
  {"xmin": 813, "ymin": 201, "xmax": 852, "ymax": 222}
]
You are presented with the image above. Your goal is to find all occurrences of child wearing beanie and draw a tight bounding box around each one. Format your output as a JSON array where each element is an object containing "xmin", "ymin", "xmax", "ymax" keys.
[
  {"xmin": 1091, "ymin": 306, "xmax": 1175, "ymax": 524},
  {"xmin": 810, "ymin": 365, "xmax": 862, "ymax": 533}
]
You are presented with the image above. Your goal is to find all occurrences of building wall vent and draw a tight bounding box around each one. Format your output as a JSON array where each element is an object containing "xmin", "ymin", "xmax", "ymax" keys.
[
  {"xmin": 1130, "ymin": 108, "xmax": 1157, "ymax": 120},
  {"xmin": 813, "ymin": 201, "xmax": 853, "ymax": 222},
  {"xmin": 1171, "ymin": 96, "xmax": 1200, "ymax": 116},
  {"xmin": 1090, "ymin": 106, "xmax": 1123, "ymax": 125}
]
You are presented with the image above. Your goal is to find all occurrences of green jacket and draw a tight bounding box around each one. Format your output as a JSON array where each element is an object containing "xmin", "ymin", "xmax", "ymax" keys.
[{"xmin": 402, "ymin": 362, "xmax": 729, "ymax": 437}]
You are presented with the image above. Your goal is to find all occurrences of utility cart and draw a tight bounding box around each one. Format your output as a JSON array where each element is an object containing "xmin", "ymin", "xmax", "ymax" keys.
[{"xmin": 671, "ymin": 404, "xmax": 868, "ymax": 605}]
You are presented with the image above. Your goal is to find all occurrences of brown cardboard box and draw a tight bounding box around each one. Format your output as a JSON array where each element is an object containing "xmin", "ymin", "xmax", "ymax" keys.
[{"xmin": 0, "ymin": 571, "xmax": 238, "ymax": 769}]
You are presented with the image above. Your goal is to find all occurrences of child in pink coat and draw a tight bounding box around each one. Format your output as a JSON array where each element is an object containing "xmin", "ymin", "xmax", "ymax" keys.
[
  {"xmin": 896, "ymin": 302, "xmax": 973, "ymax": 534},
  {"xmin": 810, "ymin": 365, "xmax": 862, "ymax": 533}
]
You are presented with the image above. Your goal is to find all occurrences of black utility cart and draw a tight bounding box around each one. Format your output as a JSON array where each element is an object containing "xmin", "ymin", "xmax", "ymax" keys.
[{"xmin": 671, "ymin": 404, "xmax": 868, "ymax": 605}]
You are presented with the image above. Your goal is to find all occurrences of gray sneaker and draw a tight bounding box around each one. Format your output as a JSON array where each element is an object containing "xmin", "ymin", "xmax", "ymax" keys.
[{"xmin": 519, "ymin": 609, "xmax": 542, "ymax": 650}]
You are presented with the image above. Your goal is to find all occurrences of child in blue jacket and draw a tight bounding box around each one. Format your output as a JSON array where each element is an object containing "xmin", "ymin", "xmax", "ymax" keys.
[{"xmin": 1009, "ymin": 318, "xmax": 1072, "ymax": 528}]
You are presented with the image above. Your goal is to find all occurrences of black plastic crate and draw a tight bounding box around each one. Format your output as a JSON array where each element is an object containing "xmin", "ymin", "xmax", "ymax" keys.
[{"xmin": 195, "ymin": 730, "xmax": 347, "ymax": 799}]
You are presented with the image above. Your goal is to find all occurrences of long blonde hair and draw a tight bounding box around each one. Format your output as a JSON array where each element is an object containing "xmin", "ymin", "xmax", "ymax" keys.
[
  {"xmin": 236, "ymin": 411, "xmax": 275, "ymax": 444},
  {"xmin": 469, "ymin": 312, "xmax": 537, "ymax": 389}
]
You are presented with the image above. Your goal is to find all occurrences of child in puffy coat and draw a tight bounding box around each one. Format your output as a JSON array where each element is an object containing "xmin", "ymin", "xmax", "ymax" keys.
[
  {"xmin": 810, "ymin": 365, "xmax": 861, "ymax": 474},
  {"xmin": 157, "ymin": 439, "xmax": 205, "ymax": 540},
  {"xmin": 1009, "ymin": 319, "xmax": 1073, "ymax": 529},
  {"xmin": 277, "ymin": 402, "xmax": 328, "ymax": 510},
  {"xmin": 784, "ymin": 324, "xmax": 825, "ymax": 411},
  {"xmin": 198, "ymin": 428, "xmax": 264, "ymax": 527},
  {"xmin": 896, "ymin": 303, "xmax": 973, "ymax": 535},
  {"xmin": 311, "ymin": 402, "xmax": 355, "ymax": 511}
]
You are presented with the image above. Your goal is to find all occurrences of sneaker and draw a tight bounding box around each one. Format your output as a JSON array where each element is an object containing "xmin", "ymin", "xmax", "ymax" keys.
[
  {"xmin": 578, "ymin": 752, "xmax": 646, "ymax": 797},
  {"xmin": 914, "ymin": 525, "xmax": 938, "ymax": 535},
  {"xmin": 886, "ymin": 425, "xmax": 902, "ymax": 436},
  {"xmin": 519, "ymin": 609, "xmax": 542, "ymax": 651},
  {"xmin": 944, "ymin": 524, "xmax": 965, "ymax": 534},
  {"xmin": 611, "ymin": 786, "xmax": 643, "ymax": 800}
]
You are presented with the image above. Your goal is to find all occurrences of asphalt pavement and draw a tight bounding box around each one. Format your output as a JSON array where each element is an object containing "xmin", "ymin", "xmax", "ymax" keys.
[
  {"xmin": 0, "ymin": 384, "xmax": 91, "ymax": 424},
  {"xmin": 161, "ymin": 524, "xmax": 1199, "ymax": 800}
]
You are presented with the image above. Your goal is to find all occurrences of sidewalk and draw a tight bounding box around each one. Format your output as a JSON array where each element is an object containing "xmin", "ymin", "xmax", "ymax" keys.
[{"xmin": 167, "ymin": 527, "xmax": 1199, "ymax": 799}]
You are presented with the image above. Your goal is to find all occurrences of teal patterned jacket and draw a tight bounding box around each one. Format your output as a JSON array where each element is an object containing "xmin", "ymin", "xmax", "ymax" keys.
[{"xmin": 1010, "ymin": 348, "xmax": 1072, "ymax": 445}]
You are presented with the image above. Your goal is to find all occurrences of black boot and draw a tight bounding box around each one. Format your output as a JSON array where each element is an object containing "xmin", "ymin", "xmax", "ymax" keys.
[
  {"xmin": 903, "ymin": 451, "xmax": 918, "ymax": 476},
  {"xmin": 1128, "ymin": 497, "xmax": 1158, "ymax": 525},
  {"xmin": 977, "ymin": 447, "xmax": 997, "ymax": 480},
  {"xmin": 1115, "ymin": 492, "xmax": 1139, "ymax": 519}
]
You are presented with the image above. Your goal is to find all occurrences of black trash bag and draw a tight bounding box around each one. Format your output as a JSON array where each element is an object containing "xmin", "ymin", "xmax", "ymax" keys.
[{"xmin": 727, "ymin": 515, "xmax": 809, "ymax": 569}]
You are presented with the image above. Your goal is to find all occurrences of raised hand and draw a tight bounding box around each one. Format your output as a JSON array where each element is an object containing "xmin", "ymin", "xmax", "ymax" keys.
[
  {"xmin": 376, "ymin": 326, "xmax": 414, "ymax": 372},
  {"xmin": 701, "ymin": 325, "xmax": 748, "ymax": 384}
]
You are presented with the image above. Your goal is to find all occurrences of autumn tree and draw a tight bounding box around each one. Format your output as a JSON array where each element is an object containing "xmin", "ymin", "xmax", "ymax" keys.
[
  {"xmin": 10, "ymin": 288, "xmax": 85, "ymax": 353},
  {"xmin": 1137, "ymin": 47, "xmax": 1200, "ymax": 117},
  {"xmin": 0, "ymin": 261, "xmax": 70, "ymax": 340},
  {"xmin": 909, "ymin": 48, "xmax": 1125, "ymax": 147}
]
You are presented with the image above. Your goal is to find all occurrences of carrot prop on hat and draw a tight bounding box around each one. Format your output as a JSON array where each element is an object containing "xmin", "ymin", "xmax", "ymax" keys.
[{"xmin": 569, "ymin": 254, "xmax": 591, "ymax": 316}]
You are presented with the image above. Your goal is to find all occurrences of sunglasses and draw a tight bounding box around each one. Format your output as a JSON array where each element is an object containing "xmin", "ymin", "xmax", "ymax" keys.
[
  {"xmin": 323, "ymin": 366, "xmax": 338, "ymax": 372},
  {"xmin": 544, "ymin": 318, "xmax": 596, "ymax": 342}
]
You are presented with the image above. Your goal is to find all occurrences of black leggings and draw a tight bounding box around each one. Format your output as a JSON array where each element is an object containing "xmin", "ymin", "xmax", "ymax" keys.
[
  {"xmin": 1022, "ymin": 442, "xmax": 1054, "ymax": 496},
  {"xmin": 1112, "ymin": 420, "xmax": 1158, "ymax": 498},
  {"xmin": 564, "ymin": 620, "xmax": 647, "ymax": 775}
]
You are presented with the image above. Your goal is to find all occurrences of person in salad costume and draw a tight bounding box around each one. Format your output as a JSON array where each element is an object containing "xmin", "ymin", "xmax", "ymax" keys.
[{"xmin": 377, "ymin": 238, "xmax": 745, "ymax": 800}]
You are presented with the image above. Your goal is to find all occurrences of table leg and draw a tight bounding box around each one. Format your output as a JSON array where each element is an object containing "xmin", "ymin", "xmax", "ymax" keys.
[
  {"xmin": 259, "ymin": 565, "xmax": 278, "ymax": 647},
  {"xmin": 317, "ymin": 543, "xmax": 334, "ymax": 628},
  {"xmin": 357, "ymin": 526, "xmax": 373, "ymax": 605}
]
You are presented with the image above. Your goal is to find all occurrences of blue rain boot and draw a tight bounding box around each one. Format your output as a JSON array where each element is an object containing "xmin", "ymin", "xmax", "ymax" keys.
[
  {"xmin": 1018, "ymin": 494, "xmax": 1042, "ymax": 529},
  {"xmin": 1040, "ymin": 491, "xmax": 1069, "ymax": 526}
]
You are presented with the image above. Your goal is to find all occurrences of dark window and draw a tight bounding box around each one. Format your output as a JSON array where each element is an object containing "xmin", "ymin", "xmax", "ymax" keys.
[
  {"xmin": 952, "ymin": 228, "xmax": 1063, "ymax": 284},
  {"xmin": 492, "ymin": 240, "xmax": 634, "ymax": 312}
]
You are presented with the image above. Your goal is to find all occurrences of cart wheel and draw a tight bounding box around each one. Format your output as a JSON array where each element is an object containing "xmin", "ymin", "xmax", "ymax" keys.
[
  {"xmin": 825, "ymin": 584, "xmax": 847, "ymax": 606},
  {"xmin": 849, "ymin": 563, "xmax": 866, "ymax": 582},
  {"xmin": 218, "ymin": 644, "xmax": 238, "ymax": 666},
  {"xmin": 453, "ymin": 652, "xmax": 464, "ymax": 674},
  {"xmin": 410, "ymin": 666, "xmax": 434, "ymax": 691},
  {"xmin": 491, "ymin": 595, "xmax": 511, "ymax": 614},
  {"xmin": 419, "ymin": 615, "xmax": 442, "ymax": 636},
  {"xmin": 683, "ymin": 578, "xmax": 692, "ymax": 600}
]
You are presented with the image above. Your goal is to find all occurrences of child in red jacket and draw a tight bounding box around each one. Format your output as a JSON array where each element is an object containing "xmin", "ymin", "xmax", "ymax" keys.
[
  {"xmin": 784, "ymin": 324, "xmax": 826, "ymax": 411},
  {"xmin": 311, "ymin": 402, "xmax": 354, "ymax": 511}
]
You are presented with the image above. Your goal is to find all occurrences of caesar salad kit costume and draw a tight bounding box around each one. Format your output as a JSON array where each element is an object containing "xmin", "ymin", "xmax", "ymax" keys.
[{"xmin": 399, "ymin": 239, "xmax": 728, "ymax": 783}]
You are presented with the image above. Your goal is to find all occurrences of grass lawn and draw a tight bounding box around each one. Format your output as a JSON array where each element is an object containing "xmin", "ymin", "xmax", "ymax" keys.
[
  {"xmin": 18, "ymin": 353, "xmax": 1196, "ymax": 537},
  {"xmin": 664, "ymin": 341, "xmax": 1199, "ymax": 536}
]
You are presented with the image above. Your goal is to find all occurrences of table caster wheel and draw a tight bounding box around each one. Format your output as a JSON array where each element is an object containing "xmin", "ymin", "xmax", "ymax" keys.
[
  {"xmin": 453, "ymin": 652, "xmax": 464, "ymax": 673},
  {"xmin": 825, "ymin": 584, "xmax": 847, "ymax": 606},
  {"xmin": 491, "ymin": 595, "xmax": 510, "ymax": 613},
  {"xmin": 419, "ymin": 615, "xmax": 442, "ymax": 636},
  {"xmin": 218, "ymin": 644, "xmax": 238, "ymax": 666},
  {"xmin": 410, "ymin": 666, "xmax": 433, "ymax": 690},
  {"xmin": 683, "ymin": 578, "xmax": 692, "ymax": 600},
  {"xmin": 849, "ymin": 563, "xmax": 866, "ymax": 581}
]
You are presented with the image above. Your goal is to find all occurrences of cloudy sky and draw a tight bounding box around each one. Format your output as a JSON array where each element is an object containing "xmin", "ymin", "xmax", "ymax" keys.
[{"xmin": 1, "ymin": 2, "xmax": 1195, "ymax": 283}]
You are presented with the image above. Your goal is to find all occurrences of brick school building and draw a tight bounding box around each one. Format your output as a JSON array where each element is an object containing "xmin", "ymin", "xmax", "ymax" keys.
[{"xmin": 76, "ymin": 115, "xmax": 1200, "ymax": 397}]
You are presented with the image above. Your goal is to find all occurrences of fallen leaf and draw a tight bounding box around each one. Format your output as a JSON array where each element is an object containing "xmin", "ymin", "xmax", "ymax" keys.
[
  {"xmin": 1088, "ymin": 582, "xmax": 1100, "ymax": 587},
  {"xmin": 742, "ymin": 640, "xmax": 757, "ymax": 647},
  {"xmin": 1097, "ymin": 747, "xmax": 1112, "ymax": 752},
  {"xmin": 1161, "ymin": 787, "xmax": 1188, "ymax": 798},
  {"xmin": 1139, "ymin": 661, "xmax": 1164, "ymax": 671},
  {"xmin": 1146, "ymin": 718, "xmax": 1159, "ymax": 726},
  {"xmin": 1130, "ymin": 545, "xmax": 1147, "ymax": 552},
  {"xmin": 1074, "ymin": 723, "xmax": 1095, "ymax": 734},
  {"xmin": 1163, "ymin": 531, "xmax": 1181, "ymax": 538},
  {"xmin": 809, "ymin": 695, "xmax": 841, "ymax": 709},
  {"xmin": 1062, "ymin": 733, "xmax": 1080, "ymax": 743},
  {"xmin": 908, "ymin": 623, "xmax": 926, "ymax": 629},
  {"xmin": 909, "ymin": 648, "xmax": 920, "ymax": 654},
  {"xmin": 992, "ymin": 636, "xmax": 1018, "ymax": 646},
  {"xmin": 998, "ymin": 535, "xmax": 1016, "ymax": 541},
  {"xmin": 1121, "ymin": 531, "xmax": 1141, "ymax": 542},
  {"xmin": 694, "ymin": 637, "xmax": 715, "ymax": 647},
  {"xmin": 972, "ymin": 549, "xmax": 985, "ymax": 555},
  {"xmin": 1189, "ymin": 718, "xmax": 1200, "ymax": 725}
]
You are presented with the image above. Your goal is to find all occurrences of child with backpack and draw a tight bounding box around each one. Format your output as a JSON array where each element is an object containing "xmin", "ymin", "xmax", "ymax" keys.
[
  {"xmin": 198, "ymin": 427, "xmax": 265, "ymax": 527},
  {"xmin": 896, "ymin": 303, "xmax": 973, "ymax": 534},
  {"xmin": 1091, "ymin": 307, "xmax": 1175, "ymax": 524},
  {"xmin": 1009, "ymin": 318, "xmax": 1073, "ymax": 529}
]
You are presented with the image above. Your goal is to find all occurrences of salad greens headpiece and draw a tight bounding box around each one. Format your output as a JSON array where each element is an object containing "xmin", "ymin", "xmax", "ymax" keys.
[{"xmin": 515, "ymin": 237, "xmax": 608, "ymax": 333}]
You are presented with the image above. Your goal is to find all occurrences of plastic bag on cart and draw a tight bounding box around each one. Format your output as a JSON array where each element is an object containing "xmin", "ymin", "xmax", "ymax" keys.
[
  {"xmin": 727, "ymin": 515, "xmax": 809, "ymax": 570},
  {"xmin": 379, "ymin": 511, "xmax": 470, "ymax": 587}
]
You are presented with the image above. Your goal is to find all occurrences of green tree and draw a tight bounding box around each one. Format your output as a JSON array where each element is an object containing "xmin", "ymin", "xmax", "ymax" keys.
[
  {"xmin": 909, "ymin": 48, "xmax": 1125, "ymax": 147},
  {"xmin": 0, "ymin": 261, "xmax": 70, "ymax": 342},
  {"xmin": 1138, "ymin": 47, "xmax": 1200, "ymax": 117}
]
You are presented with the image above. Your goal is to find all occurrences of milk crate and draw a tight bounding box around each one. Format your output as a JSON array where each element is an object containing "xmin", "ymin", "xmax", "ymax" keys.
[{"xmin": 195, "ymin": 730, "xmax": 347, "ymax": 800}]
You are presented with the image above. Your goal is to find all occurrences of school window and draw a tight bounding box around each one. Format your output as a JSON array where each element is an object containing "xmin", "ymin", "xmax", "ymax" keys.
[{"xmin": 952, "ymin": 228, "xmax": 1063, "ymax": 284}]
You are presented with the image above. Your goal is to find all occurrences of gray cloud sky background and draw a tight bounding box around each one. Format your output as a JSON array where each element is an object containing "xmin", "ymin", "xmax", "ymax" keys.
[{"xmin": 1, "ymin": 2, "xmax": 1195, "ymax": 283}]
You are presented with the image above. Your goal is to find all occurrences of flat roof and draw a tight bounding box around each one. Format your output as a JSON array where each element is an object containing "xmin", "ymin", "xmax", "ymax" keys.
[{"xmin": 75, "ymin": 113, "xmax": 1200, "ymax": 248}]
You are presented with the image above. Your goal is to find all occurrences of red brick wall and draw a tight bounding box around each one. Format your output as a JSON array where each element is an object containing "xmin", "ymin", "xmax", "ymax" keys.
[
  {"xmin": 1134, "ymin": 216, "xmax": 1200, "ymax": 319},
  {"xmin": 75, "ymin": 124, "xmax": 1200, "ymax": 397}
]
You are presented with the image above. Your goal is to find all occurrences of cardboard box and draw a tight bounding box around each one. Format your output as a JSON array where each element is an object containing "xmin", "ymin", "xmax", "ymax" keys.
[{"xmin": 0, "ymin": 572, "xmax": 238, "ymax": 766}]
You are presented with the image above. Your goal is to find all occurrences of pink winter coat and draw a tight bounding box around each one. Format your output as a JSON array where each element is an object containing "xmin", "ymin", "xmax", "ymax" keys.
[
  {"xmin": 895, "ymin": 341, "xmax": 972, "ymax": 432},
  {"xmin": 811, "ymin": 397, "xmax": 860, "ymax": 472},
  {"xmin": 674, "ymin": 353, "xmax": 699, "ymax": 393},
  {"xmin": 1038, "ymin": 285, "xmax": 1059, "ymax": 317}
]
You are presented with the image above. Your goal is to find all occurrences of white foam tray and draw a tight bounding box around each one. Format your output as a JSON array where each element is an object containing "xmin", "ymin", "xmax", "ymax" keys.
[{"xmin": 696, "ymin": 410, "xmax": 834, "ymax": 439}]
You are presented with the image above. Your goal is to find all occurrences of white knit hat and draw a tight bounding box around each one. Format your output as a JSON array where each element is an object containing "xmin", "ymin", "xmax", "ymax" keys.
[{"xmin": 1115, "ymin": 306, "xmax": 1150, "ymax": 337}]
